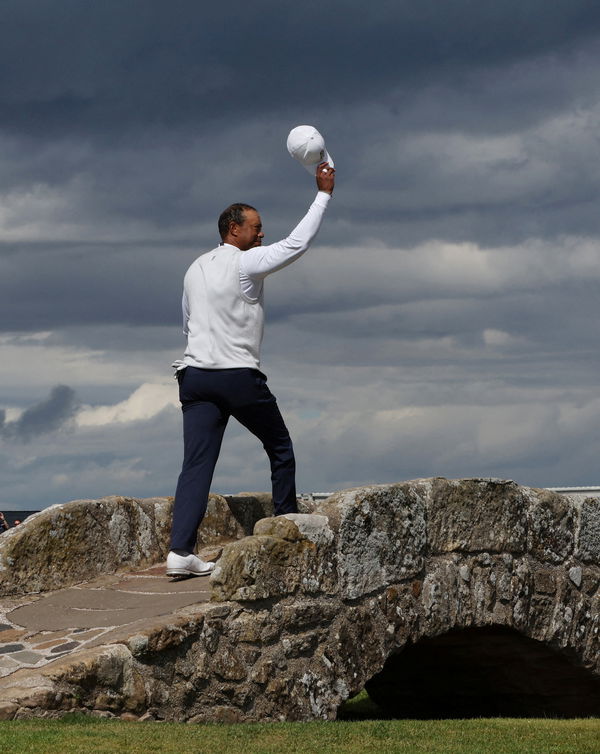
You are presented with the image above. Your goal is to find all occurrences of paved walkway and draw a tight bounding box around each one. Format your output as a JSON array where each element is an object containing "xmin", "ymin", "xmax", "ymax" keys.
[{"xmin": 0, "ymin": 553, "xmax": 217, "ymax": 680}]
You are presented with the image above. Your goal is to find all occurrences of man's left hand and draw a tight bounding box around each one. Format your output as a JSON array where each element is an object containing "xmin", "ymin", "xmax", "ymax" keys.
[{"xmin": 316, "ymin": 162, "xmax": 335, "ymax": 194}]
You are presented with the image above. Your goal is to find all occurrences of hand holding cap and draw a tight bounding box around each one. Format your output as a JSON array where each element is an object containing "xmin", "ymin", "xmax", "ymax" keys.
[
  {"xmin": 315, "ymin": 161, "xmax": 335, "ymax": 194},
  {"xmin": 287, "ymin": 125, "xmax": 335, "ymax": 175}
]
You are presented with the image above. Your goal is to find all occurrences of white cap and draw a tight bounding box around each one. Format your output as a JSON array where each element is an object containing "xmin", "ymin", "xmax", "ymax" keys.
[{"xmin": 286, "ymin": 125, "xmax": 334, "ymax": 175}]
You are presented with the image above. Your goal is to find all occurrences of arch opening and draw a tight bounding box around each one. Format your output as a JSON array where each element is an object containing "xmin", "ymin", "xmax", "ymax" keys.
[{"xmin": 363, "ymin": 626, "xmax": 600, "ymax": 719}]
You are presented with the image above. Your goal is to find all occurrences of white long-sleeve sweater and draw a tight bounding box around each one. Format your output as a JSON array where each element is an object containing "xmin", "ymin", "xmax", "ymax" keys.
[{"xmin": 174, "ymin": 191, "xmax": 331, "ymax": 371}]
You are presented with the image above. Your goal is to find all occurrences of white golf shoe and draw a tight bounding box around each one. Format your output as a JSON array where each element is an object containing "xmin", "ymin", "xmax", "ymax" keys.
[{"xmin": 166, "ymin": 551, "xmax": 215, "ymax": 578}]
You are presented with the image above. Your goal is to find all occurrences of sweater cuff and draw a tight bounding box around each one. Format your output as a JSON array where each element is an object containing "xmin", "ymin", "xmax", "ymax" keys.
[{"xmin": 315, "ymin": 191, "xmax": 332, "ymax": 207}]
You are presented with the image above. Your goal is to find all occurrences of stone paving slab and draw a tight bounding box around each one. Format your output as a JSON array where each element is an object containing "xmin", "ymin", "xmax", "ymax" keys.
[
  {"xmin": 9, "ymin": 588, "xmax": 211, "ymax": 633},
  {"xmin": 113, "ymin": 575, "xmax": 210, "ymax": 594},
  {"xmin": 0, "ymin": 552, "xmax": 216, "ymax": 680}
]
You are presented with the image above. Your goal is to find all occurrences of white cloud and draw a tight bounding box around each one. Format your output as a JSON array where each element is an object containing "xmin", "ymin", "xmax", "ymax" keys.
[
  {"xmin": 286, "ymin": 394, "xmax": 594, "ymax": 489},
  {"xmin": 2, "ymin": 407, "xmax": 23, "ymax": 422},
  {"xmin": 51, "ymin": 458, "xmax": 148, "ymax": 488},
  {"xmin": 76, "ymin": 382, "xmax": 179, "ymax": 427},
  {"xmin": 0, "ymin": 331, "xmax": 53, "ymax": 345},
  {"xmin": 267, "ymin": 234, "xmax": 600, "ymax": 325},
  {"xmin": 483, "ymin": 329, "xmax": 526, "ymax": 347},
  {"xmin": 0, "ymin": 330, "xmax": 178, "ymax": 394},
  {"xmin": 355, "ymin": 97, "xmax": 600, "ymax": 214}
]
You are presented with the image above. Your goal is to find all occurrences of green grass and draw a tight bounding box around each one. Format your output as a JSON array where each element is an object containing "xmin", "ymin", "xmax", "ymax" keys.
[{"xmin": 0, "ymin": 714, "xmax": 598, "ymax": 754}]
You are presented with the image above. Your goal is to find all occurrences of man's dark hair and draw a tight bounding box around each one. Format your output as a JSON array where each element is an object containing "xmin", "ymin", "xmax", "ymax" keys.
[{"xmin": 218, "ymin": 203, "xmax": 257, "ymax": 240}]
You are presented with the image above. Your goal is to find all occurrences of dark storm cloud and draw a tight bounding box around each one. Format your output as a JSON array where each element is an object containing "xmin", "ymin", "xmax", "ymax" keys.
[
  {"xmin": 0, "ymin": 240, "xmax": 193, "ymax": 330},
  {"xmin": 0, "ymin": 385, "xmax": 78, "ymax": 442},
  {"xmin": 1, "ymin": 0, "xmax": 600, "ymax": 338},
  {"xmin": 1, "ymin": 0, "xmax": 600, "ymax": 138}
]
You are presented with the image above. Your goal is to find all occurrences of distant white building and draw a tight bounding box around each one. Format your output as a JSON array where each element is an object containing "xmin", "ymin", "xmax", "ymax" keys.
[
  {"xmin": 299, "ymin": 487, "xmax": 600, "ymax": 503},
  {"xmin": 299, "ymin": 486, "xmax": 600, "ymax": 504},
  {"xmin": 297, "ymin": 492, "xmax": 334, "ymax": 503},
  {"xmin": 549, "ymin": 486, "xmax": 600, "ymax": 501}
]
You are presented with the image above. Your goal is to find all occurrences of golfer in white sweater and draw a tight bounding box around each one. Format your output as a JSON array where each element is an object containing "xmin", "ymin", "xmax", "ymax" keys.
[{"xmin": 167, "ymin": 163, "xmax": 335, "ymax": 577}]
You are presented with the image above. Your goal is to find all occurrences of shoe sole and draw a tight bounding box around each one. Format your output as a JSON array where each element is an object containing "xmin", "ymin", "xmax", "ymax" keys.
[{"xmin": 166, "ymin": 567, "xmax": 214, "ymax": 578}]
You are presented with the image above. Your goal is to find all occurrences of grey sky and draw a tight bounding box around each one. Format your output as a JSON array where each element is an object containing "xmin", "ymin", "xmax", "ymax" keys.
[{"xmin": 2, "ymin": 1, "xmax": 600, "ymax": 509}]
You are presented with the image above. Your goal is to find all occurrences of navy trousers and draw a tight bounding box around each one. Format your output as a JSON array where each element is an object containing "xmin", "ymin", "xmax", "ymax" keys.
[{"xmin": 170, "ymin": 366, "xmax": 297, "ymax": 553}]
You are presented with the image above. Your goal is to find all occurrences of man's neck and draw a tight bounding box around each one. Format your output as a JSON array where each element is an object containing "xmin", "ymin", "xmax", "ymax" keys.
[{"xmin": 221, "ymin": 239, "xmax": 243, "ymax": 250}]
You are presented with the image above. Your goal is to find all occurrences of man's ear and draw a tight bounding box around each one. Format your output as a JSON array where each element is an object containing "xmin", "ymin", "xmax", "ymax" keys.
[{"xmin": 228, "ymin": 222, "xmax": 239, "ymax": 238}]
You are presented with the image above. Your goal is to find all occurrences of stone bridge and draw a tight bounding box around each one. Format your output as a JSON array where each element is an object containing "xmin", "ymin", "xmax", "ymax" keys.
[{"xmin": 0, "ymin": 478, "xmax": 599, "ymax": 721}]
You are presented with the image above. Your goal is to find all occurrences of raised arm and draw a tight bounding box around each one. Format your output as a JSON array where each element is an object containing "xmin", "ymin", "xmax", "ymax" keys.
[{"xmin": 240, "ymin": 163, "xmax": 335, "ymax": 280}]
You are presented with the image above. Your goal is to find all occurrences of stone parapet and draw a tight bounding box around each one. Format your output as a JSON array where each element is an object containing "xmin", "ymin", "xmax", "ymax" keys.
[
  {"xmin": 0, "ymin": 496, "xmax": 174, "ymax": 597},
  {"xmin": 0, "ymin": 493, "xmax": 273, "ymax": 597}
]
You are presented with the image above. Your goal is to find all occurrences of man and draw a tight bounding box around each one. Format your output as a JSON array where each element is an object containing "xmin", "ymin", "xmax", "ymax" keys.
[{"xmin": 167, "ymin": 162, "xmax": 335, "ymax": 577}]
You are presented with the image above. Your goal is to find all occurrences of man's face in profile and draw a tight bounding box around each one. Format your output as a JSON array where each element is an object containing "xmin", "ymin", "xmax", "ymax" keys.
[{"xmin": 233, "ymin": 210, "xmax": 264, "ymax": 250}]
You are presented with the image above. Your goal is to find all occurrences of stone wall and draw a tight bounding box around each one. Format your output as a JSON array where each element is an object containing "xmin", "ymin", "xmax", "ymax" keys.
[
  {"xmin": 0, "ymin": 493, "xmax": 274, "ymax": 597},
  {"xmin": 0, "ymin": 478, "xmax": 598, "ymax": 721}
]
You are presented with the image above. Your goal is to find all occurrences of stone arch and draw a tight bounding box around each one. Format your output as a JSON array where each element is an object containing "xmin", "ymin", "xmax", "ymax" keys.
[{"xmin": 364, "ymin": 625, "xmax": 600, "ymax": 718}]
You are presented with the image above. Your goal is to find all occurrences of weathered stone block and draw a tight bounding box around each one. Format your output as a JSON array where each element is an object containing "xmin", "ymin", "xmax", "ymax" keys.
[
  {"xmin": 281, "ymin": 633, "xmax": 318, "ymax": 657},
  {"xmin": 228, "ymin": 612, "xmax": 267, "ymax": 643},
  {"xmin": 533, "ymin": 569, "xmax": 557, "ymax": 595},
  {"xmin": 250, "ymin": 659, "xmax": 273, "ymax": 685},
  {"xmin": 427, "ymin": 478, "xmax": 528, "ymax": 554},
  {"xmin": 211, "ymin": 535, "xmax": 306, "ymax": 602},
  {"xmin": 0, "ymin": 702, "xmax": 18, "ymax": 720},
  {"xmin": 528, "ymin": 491, "xmax": 575, "ymax": 564},
  {"xmin": 211, "ymin": 644, "xmax": 247, "ymax": 681},
  {"xmin": 577, "ymin": 497, "xmax": 600, "ymax": 563},
  {"xmin": 569, "ymin": 567, "xmax": 583, "ymax": 588},
  {"xmin": 94, "ymin": 691, "xmax": 122, "ymax": 711},
  {"xmin": 211, "ymin": 515, "xmax": 338, "ymax": 602},
  {"xmin": 320, "ymin": 483, "xmax": 427, "ymax": 599},
  {"xmin": 20, "ymin": 689, "xmax": 56, "ymax": 709},
  {"xmin": 279, "ymin": 600, "xmax": 337, "ymax": 631},
  {"xmin": 188, "ymin": 705, "xmax": 243, "ymax": 724},
  {"xmin": 528, "ymin": 595, "xmax": 557, "ymax": 639},
  {"xmin": 254, "ymin": 516, "xmax": 306, "ymax": 541},
  {"xmin": 203, "ymin": 605, "xmax": 232, "ymax": 620},
  {"xmin": 421, "ymin": 559, "xmax": 463, "ymax": 631}
]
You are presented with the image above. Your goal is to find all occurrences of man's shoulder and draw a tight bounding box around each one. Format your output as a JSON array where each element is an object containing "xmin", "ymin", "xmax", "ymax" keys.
[
  {"xmin": 185, "ymin": 245, "xmax": 223, "ymax": 269},
  {"xmin": 185, "ymin": 245, "xmax": 242, "ymax": 279},
  {"xmin": 198, "ymin": 244, "xmax": 242, "ymax": 260}
]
